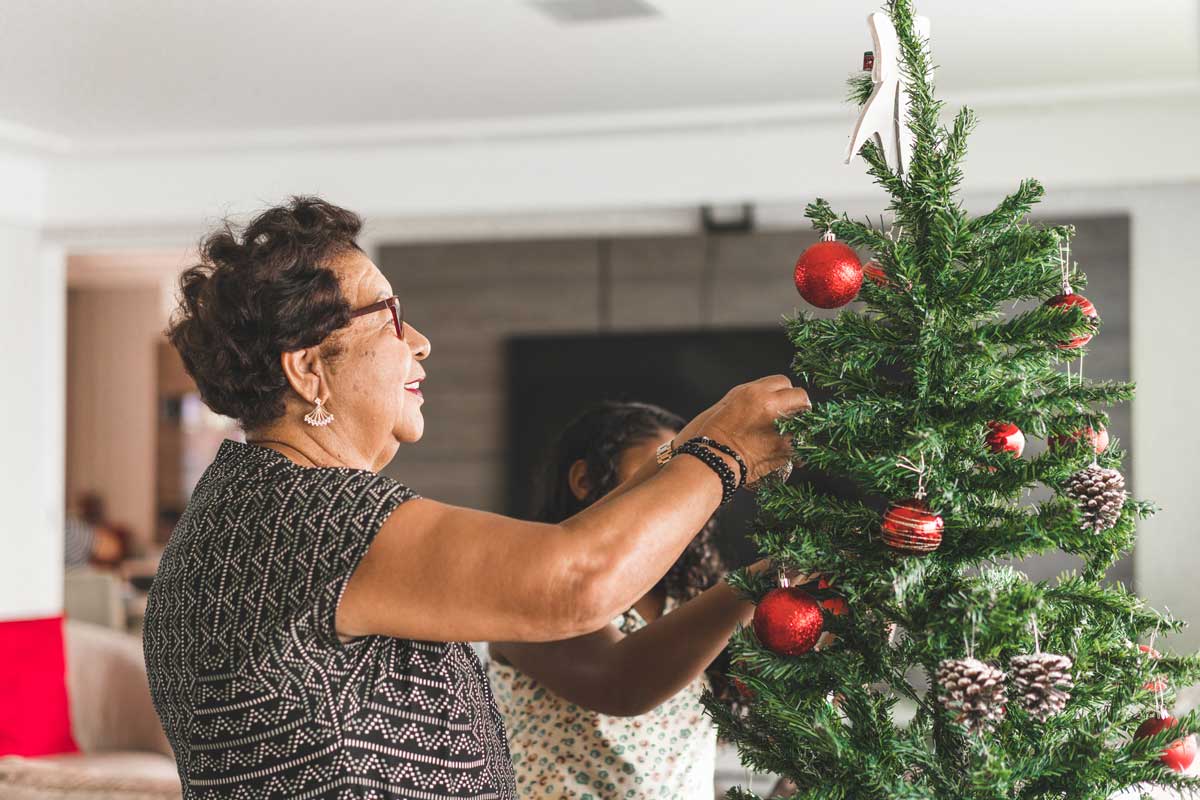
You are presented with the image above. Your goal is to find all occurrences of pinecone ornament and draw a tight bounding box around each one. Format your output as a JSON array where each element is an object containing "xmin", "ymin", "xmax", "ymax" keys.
[
  {"xmin": 937, "ymin": 658, "xmax": 1008, "ymax": 733},
  {"xmin": 1010, "ymin": 652, "xmax": 1074, "ymax": 721},
  {"xmin": 1066, "ymin": 464, "xmax": 1126, "ymax": 532}
]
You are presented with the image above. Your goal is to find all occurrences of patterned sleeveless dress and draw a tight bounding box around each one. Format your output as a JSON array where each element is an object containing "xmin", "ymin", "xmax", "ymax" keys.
[
  {"xmin": 143, "ymin": 439, "xmax": 517, "ymax": 799},
  {"xmin": 487, "ymin": 598, "xmax": 718, "ymax": 799}
]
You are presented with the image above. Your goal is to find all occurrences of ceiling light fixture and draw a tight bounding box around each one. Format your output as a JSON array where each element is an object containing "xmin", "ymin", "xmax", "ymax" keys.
[{"xmin": 530, "ymin": 0, "xmax": 660, "ymax": 24}]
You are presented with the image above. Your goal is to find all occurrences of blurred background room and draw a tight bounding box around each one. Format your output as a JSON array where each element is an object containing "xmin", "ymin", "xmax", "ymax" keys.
[{"xmin": 0, "ymin": 1, "xmax": 1198, "ymax": 797}]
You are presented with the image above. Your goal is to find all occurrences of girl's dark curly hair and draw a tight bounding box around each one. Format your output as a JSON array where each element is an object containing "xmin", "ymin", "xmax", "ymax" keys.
[
  {"xmin": 531, "ymin": 401, "xmax": 745, "ymax": 711},
  {"xmin": 167, "ymin": 197, "xmax": 362, "ymax": 430}
]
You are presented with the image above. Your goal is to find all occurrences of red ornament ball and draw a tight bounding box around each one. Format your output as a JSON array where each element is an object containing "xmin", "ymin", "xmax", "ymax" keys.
[
  {"xmin": 882, "ymin": 498, "xmax": 944, "ymax": 554},
  {"xmin": 986, "ymin": 421, "xmax": 1026, "ymax": 458},
  {"xmin": 732, "ymin": 677, "xmax": 755, "ymax": 699},
  {"xmin": 1136, "ymin": 712, "xmax": 1179, "ymax": 740},
  {"xmin": 1045, "ymin": 292, "xmax": 1099, "ymax": 349},
  {"xmin": 1164, "ymin": 735, "xmax": 1198, "ymax": 773},
  {"xmin": 863, "ymin": 260, "xmax": 889, "ymax": 287},
  {"xmin": 817, "ymin": 577, "xmax": 849, "ymax": 616},
  {"xmin": 1137, "ymin": 713, "xmax": 1197, "ymax": 772},
  {"xmin": 1048, "ymin": 426, "xmax": 1110, "ymax": 455},
  {"xmin": 753, "ymin": 587, "xmax": 824, "ymax": 656},
  {"xmin": 794, "ymin": 236, "xmax": 863, "ymax": 309}
]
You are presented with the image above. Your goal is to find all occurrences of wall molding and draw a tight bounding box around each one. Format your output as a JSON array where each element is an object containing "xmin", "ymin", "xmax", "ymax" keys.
[{"xmin": 5, "ymin": 78, "xmax": 1198, "ymax": 158}]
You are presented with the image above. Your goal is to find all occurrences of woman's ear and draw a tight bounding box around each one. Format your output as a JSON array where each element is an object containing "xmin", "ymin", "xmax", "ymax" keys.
[
  {"xmin": 280, "ymin": 348, "xmax": 324, "ymax": 404},
  {"xmin": 567, "ymin": 459, "xmax": 591, "ymax": 502}
]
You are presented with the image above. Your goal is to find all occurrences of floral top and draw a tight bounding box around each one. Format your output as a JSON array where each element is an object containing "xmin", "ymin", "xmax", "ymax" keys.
[{"xmin": 487, "ymin": 598, "xmax": 717, "ymax": 799}]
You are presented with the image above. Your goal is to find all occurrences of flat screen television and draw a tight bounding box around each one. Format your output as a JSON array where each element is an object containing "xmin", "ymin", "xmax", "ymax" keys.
[{"xmin": 505, "ymin": 328, "xmax": 825, "ymax": 563}]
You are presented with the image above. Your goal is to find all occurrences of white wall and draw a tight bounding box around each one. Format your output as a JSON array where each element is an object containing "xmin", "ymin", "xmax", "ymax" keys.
[{"xmin": 0, "ymin": 223, "xmax": 65, "ymax": 621}]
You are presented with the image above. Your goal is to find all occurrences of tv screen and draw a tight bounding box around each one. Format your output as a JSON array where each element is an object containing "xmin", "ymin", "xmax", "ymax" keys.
[{"xmin": 506, "ymin": 328, "xmax": 807, "ymax": 563}]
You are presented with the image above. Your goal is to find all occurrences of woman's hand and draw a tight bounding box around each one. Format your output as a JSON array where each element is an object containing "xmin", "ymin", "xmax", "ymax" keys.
[{"xmin": 676, "ymin": 375, "xmax": 810, "ymax": 484}]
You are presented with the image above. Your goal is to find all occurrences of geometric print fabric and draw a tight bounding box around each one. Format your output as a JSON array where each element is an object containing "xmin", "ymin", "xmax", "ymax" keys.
[{"xmin": 143, "ymin": 439, "xmax": 517, "ymax": 799}]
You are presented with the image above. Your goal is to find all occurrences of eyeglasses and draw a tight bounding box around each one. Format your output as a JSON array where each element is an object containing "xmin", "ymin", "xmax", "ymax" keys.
[{"xmin": 349, "ymin": 295, "xmax": 405, "ymax": 340}]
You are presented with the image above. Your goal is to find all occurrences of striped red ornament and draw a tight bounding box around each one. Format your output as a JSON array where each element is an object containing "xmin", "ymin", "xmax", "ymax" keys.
[
  {"xmin": 1045, "ymin": 292, "xmax": 1098, "ymax": 349},
  {"xmin": 881, "ymin": 498, "xmax": 944, "ymax": 554}
]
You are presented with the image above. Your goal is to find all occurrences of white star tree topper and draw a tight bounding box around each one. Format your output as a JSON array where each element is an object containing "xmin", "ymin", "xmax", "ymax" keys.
[{"xmin": 845, "ymin": 11, "xmax": 933, "ymax": 176}]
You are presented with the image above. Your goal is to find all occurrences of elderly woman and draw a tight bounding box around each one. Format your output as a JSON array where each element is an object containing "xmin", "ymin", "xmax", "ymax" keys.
[{"xmin": 142, "ymin": 197, "xmax": 809, "ymax": 800}]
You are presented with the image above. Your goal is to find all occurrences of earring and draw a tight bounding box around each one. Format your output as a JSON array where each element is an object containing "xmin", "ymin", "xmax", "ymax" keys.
[{"xmin": 303, "ymin": 397, "xmax": 334, "ymax": 427}]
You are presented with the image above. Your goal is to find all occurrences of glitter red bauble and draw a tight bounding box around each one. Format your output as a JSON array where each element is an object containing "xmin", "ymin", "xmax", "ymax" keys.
[
  {"xmin": 1045, "ymin": 292, "xmax": 1098, "ymax": 349},
  {"xmin": 753, "ymin": 587, "xmax": 824, "ymax": 656},
  {"xmin": 986, "ymin": 422, "xmax": 1026, "ymax": 458},
  {"xmin": 794, "ymin": 239, "xmax": 864, "ymax": 309},
  {"xmin": 881, "ymin": 498, "xmax": 944, "ymax": 554},
  {"xmin": 818, "ymin": 577, "xmax": 848, "ymax": 616},
  {"xmin": 1048, "ymin": 426, "xmax": 1110, "ymax": 455}
]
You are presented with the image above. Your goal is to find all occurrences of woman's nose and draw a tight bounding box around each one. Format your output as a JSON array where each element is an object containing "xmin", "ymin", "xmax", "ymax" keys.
[{"xmin": 406, "ymin": 323, "xmax": 431, "ymax": 360}]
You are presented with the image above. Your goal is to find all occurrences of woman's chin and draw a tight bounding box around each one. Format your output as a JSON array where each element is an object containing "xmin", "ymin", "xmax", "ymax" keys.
[{"xmin": 396, "ymin": 417, "xmax": 424, "ymax": 443}]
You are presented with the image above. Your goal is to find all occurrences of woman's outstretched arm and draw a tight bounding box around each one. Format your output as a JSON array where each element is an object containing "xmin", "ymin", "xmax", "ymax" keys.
[{"xmin": 337, "ymin": 376, "xmax": 809, "ymax": 645}]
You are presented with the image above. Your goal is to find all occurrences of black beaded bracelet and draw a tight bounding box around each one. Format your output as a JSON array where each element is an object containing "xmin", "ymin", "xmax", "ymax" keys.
[
  {"xmin": 675, "ymin": 441, "xmax": 739, "ymax": 506},
  {"xmin": 683, "ymin": 436, "xmax": 747, "ymax": 489}
]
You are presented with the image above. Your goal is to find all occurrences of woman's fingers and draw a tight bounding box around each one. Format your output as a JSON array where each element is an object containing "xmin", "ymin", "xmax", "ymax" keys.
[
  {"xmin": 768, "ymin": 386, "xmax": 812, "ymax": 417},
  {"xmin": 749, "ymin": 374, "xmax": 794, "ymax": 391}
]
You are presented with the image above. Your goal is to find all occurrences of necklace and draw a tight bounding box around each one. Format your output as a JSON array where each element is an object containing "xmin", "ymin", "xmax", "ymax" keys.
[{"xmin": 244, "ymin": 441, "xmax": 319, "ymax": 465}]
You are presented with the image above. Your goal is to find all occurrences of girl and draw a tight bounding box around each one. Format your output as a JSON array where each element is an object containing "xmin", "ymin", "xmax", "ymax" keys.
[{"xmin": 489, "ymin": 402, "xmax": 805, "ymax": 799}]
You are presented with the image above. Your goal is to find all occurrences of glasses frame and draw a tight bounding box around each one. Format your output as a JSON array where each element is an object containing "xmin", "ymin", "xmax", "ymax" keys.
[{"xmin": 349, "ymin": 296, "xmax": 405, "ymax": 340}]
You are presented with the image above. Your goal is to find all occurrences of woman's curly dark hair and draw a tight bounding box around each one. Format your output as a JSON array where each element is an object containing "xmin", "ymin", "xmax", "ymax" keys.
[
  {"xmin": 167, "ymin": 197, "xmax": 362, "ymax": 430},
  {"xmin": 531, "ymin": 401, "xmax": 746, "ymax": 712}
]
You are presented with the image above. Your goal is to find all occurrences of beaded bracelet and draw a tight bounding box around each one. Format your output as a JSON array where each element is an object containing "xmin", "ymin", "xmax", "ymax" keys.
[
  {"xmin": 682, "ymin": 436, "xmax": 747, "ymax": 490},
  {"xmin": 674, "ymin": 440, "xmax": 739, "ymax": 506}
]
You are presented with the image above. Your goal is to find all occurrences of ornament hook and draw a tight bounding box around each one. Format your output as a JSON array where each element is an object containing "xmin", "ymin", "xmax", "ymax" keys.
[
  {"xmin": 896, "ymin": 453, "xmax": 927, "ymax": 500},
  {"xmin": 777, "ymin": 565, "xmax": 790, "ymax": 589},
  {"xmin": 1059, "ymin": 240, "xmax": 1074, "ymax": 295}
]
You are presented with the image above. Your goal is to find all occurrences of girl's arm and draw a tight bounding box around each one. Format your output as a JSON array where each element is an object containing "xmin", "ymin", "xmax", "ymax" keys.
[{"xmin": 489, "ymin": 562, "xmax": 817, "ymax": 717}]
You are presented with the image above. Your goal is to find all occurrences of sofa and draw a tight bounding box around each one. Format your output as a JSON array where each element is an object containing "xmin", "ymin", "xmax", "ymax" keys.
[{"xmin": 0, "ymin": 621, "xmax": 180, "ymax": 799}]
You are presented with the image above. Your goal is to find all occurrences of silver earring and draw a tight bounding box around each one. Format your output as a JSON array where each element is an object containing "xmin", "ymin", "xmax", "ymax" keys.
[{"xmin": 303, "ymin": 397, "xmax": 334, "ymax": 427}]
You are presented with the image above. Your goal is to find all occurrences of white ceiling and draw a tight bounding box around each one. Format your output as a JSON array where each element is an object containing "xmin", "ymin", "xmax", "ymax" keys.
[{"xmin": 1, "ymin": 0, "xmax": 1196, "ymax": 148}]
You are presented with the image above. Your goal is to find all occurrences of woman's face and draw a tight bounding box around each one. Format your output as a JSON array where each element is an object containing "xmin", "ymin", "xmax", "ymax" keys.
[{"xmin": 325, "ymin": 249, "xmax": 431, "ymax": 458}]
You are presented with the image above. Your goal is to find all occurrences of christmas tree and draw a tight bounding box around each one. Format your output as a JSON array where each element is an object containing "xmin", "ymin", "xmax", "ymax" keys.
[{"xmin": 706, "ymin": 2, "xmax": 1200, "ymax": 798}]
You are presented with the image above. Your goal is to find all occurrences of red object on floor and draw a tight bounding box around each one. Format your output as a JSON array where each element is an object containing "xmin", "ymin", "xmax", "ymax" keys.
[{"xmin": 0, "ymin": 615, "xmax": 79, "ymax": 756}]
